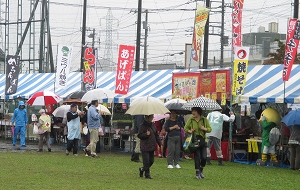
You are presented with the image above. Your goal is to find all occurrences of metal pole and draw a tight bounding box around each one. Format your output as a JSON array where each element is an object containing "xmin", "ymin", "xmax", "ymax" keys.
[
  {"xmin": 202, "ymin": 0, "xmax": 210, "ymax": 69},
  {"xmin": 142, "ymin": 10, "xmax": 148, "ymax": 71},
  {"xmin": 45, "ymin": 0, "xmax": 54, "ymax": 72},
  {"xmin": 135, "ymin": 0, "xmax": 142, "ymax": 71},
  {"xmin": 220, "ymin": 0, "xmax": 224, "ymax": 68},
  {"xmin": 294, "ymin": 0, "xmax": 299, "ymax": 18},
  {"xmin": 92, "ymin": 28, "xmax": 95, "ymax": 48},
  {"xmin": 81, "ymin": 0, "xmax": 87, "ymax": 90},
  {"xmin": 38, "ymin": 0, "xmax": 46, "ymax": 73}
]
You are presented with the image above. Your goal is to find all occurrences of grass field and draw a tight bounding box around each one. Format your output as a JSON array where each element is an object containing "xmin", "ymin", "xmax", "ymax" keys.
[{"xmin": 0, "ymin": 150, "xmax": 298, "ymax": 190}]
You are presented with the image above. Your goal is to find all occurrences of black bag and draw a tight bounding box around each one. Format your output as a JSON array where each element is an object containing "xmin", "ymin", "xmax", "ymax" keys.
[{"xmin": 195, "ymin": 135, "xmax": 206, "ymax": 147}]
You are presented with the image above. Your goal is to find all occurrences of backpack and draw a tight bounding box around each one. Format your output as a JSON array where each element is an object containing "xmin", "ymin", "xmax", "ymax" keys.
[{"xmin": 269, "ymin": 127, "xmax": 280, "ymax": 146}]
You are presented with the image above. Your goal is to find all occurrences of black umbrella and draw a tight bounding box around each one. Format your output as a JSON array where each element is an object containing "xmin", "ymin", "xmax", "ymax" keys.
[
  {"xmin": 66, "ymin": 91, "xmax": 86, "ymax": 99},
  {"xmin": 164, "ymin": 98, "xmax": 191, "ymax": 115}
]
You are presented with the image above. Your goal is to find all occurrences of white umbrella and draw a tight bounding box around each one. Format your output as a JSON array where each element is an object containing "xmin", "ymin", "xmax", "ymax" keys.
[
  {"xmin": 81, "ymin": 88, "xmax": 115, "ymax": 103},
  {"xmin": 97, "ymin": 104, "xmax": 111, "ymax": 115},
  {"xmin": 130, "ymin": 96, "xmax": 164, "ymax": 106},
  {"xmin": 126, "ymin": 101, "xmax": 170, "ymax": 115},
  {"xmin": 182, "ymin": 96, "xmax": 222, "ymax": 110},
  {"xmin": 52, "ymin": 105, "xmax": 72, "ymax": 118}
]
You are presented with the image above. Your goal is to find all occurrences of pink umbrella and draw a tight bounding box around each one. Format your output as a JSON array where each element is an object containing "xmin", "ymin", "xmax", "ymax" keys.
[
  {"xmin": 27, "ymin": 90, "xmax": 62, "ymax": 106},
  {"xmin": 153, "ymin": 114, "xmax": 169, "ymax": 122}
]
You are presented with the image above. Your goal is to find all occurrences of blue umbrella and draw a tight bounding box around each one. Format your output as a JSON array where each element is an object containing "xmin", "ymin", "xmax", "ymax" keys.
[{"xmin": 281, "ymin": 109, "xmax": 300, "ymax": 127}]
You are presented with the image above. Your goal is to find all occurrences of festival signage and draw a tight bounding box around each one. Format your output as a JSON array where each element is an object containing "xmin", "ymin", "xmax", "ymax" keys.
[
  {"xmin": 232, "ymin": 46, "xmax": 250, "ymax": 103},
  {"xmin": 191, "ymin": 6, "xmax": 210, "ymax": 62},
  {"xmin": 172, "ymin": 73, "xmax": 199, "ymax": 101},
  {"xmin": 232, "ymin": 0, "xmax": 244, "ymax": 51},
  {"xmin": 282, "ymin": 18, "xmax": 299, "ymax": 81},
  {"xmin": 82, "ymin": 47, "xmax": 97, "ymax": 91},
  {"xmin": 172, "ymin": 70, "xmax": 230, "ymax": 101},
  {"xmin": 5, "ymin": 55, "xmax": 20, "ymax": 95},
  {"xmin": 115, "ymin": 45, "xmax": 135, "ymax": 95},
  {"xmin": 55, "ymin": 45, "xmax": 72, "ymax": 89}
]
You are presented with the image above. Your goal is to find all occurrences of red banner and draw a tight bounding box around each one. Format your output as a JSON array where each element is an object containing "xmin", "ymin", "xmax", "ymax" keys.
[
  {"xmin": 82, "ymin": 47, "xmax": 97, "ymax": 91},
  {"xmin": 232, "ymin": 0, "xmax": 244, "ymax": 50},
  {"xmin": 115, "ymin": 45, "xmax": 135, "ymax": 95},
  {"xmin": 282, "ymin": 18, "xmax": 299, "ymax": 81}
]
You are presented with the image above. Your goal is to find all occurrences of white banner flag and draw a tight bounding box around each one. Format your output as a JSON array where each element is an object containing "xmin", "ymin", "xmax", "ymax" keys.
[{"xmin": 55, "ymin": 45, "xmax": 72, "ymax": 89}]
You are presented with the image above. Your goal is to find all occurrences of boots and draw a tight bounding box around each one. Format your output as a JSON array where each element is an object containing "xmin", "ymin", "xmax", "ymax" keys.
[
  {"xmin": 131, "ymin": 152, "xmax": 141, "ymax": 162},
  {"xmin": 131, "ymin": 152, "xmax": 135, "ymax": 161},
  {"xmin": 145, "ymin": 169, "xmax": 152, "ymax": 179},
  {"xmin": 139, "ymin": 167, "xmax": 144, "ymax": 177},
  {"xmin": 218, "ymin": 158, "xmax": 224, "ymax": 166},
  {"xmin": 206, "ymin": 157, "xmax": 212, "ymax": 165},
  {"xmin": 195, "ymin": 170, "xmax": 201, "ymax": 179}
]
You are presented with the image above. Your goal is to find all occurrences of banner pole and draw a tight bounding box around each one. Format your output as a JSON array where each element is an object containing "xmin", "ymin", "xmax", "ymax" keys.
[{"xmin": 188, "ymin": 2, "xmax": 197, "ymax": 72}]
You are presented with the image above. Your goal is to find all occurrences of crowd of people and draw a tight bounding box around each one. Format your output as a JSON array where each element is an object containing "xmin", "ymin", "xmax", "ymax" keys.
[{"xmin": 9, "ymin": 100, "xmax": 300, "ymax": 180}]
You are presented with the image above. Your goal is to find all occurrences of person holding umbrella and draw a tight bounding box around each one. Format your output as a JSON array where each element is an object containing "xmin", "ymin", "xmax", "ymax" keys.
[
  {"xmin": 138, "ymin": 115, "xmax": 162, "ymax": 179},
  {"xmin": 184, "ymin": 107, "xmax": 211, "ymax": 179}
]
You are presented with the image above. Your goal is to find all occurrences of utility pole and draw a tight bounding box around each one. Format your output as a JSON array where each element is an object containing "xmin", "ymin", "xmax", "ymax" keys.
[
  {"xmin": 81, "ymin": 0, "xmax": 87, "ymax": 90},
  {"xmin": 135, "ymin": 0, "xmax": 142, "ymax": 71},
  {"xmin": 142, "ymin": 10, "xmax": 148, "ymax": 71},
  {"xmin": 220, "ymin": 0, "xmax": 224, "ymax": 68},
  {"xmin": 92, "ymin": 28, "xmax": 95, "ymax": 48},
  {"xmin": 294, "ymin": 0, "xmax": 299, "ymax": 18},
  {"xmin": 202, "ymin": 0, "xmax": 210, "ymax": 69}
]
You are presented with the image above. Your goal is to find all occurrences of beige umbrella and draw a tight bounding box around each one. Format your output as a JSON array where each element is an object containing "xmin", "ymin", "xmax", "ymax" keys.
[
  {"xmin": 97, "ymin": 104, "xmax": 111, "ymax": 115},
  {"xmin": 126, "ymin": 101, "xmax": 170, "ymax": 115}
]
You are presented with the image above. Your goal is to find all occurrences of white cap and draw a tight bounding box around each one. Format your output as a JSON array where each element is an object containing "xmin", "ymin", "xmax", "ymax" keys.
[{"xmin": 39, "ymin": 109, "xmax": 45, "ymax": 114}]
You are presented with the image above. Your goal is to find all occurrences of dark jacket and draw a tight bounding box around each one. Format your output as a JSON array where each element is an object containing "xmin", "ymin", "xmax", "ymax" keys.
[
  {"xmin": 138, "ymin": 120, "xmax": 162, "ymax": 152},
  {"xmin": 164, "ymin": 118, "xmax": 183, "ymax": 137}
]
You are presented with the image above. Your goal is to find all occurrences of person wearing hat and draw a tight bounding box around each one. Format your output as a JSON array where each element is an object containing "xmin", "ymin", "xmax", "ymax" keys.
[
  {"xmin": 11, "ymin": 101, "xmax": 28, "ymax": 147},
  {"xmin": 206, "ymin": 108, "xmax": 235, "ymax": 166},
  {"xmin": 36, "ymin": 109, "xmax": 52, "ymax": 152},
  {"xmin": 84, "ymin": 100, "xmax": 103, "ymax": 158},
  {"xmin": 66, "ymin": 104, "xmax": 84, "ymax": 156}
]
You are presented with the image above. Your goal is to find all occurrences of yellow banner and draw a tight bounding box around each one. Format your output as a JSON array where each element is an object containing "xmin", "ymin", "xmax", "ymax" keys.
[
  {"xmin": 191, "ymin": 6, "xmax": 210, "ymax": 62},
  {"xmin": 221, "ymin": 93, "xmax": 227, "ymax": 106},
  {"xmin": 205, "ymin": 93, "xmax": 210, "ymax": 99},
  {"xmin": 232, "ymin": 46, "xmax": 249, "ymax": 104},
  {"xmin": 211, "ymin": 93, "xmax": 217, "ymax": 101}
]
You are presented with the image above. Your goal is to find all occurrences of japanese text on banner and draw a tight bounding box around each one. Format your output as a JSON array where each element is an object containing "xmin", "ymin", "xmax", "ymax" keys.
[
  {"xmin": 5, "ymin": 55, "xmax": 20, "ymax": 95},
  {"xmin": 55, "ymin": 45, "xmax": 72, "ymax": 89},
  {"xmin": 232, "ymin": 0, "xmax": 244, "ymax": 52},
  {"xmin": 232, "ymin": 46, "xmax": 249, "ymax": 103},
  {"xmin": 282, "ymin": 18, "xmax": 299, "ymax": 81},
  {"xmin": 82, "ymin": 47, "xmax": 97, "ymax": 91},
  {"xmin": 115, "ymin": 45, "xmax": 135, "ymax": 95}
]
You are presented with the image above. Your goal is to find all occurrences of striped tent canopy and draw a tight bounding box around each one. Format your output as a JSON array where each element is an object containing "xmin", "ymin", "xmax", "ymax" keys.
[{"xmin": 241, "ymin": 65, "xmax": 300, "ymax": 104}]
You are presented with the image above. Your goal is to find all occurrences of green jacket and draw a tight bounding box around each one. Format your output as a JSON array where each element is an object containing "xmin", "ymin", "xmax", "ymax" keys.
[
  {"xmin": 184, "ymin": 115, "xmax": 212, "ymax": 142},
  {"xmin": 261, "ymin": 120, "xmax": 276, "ymax": 148}
]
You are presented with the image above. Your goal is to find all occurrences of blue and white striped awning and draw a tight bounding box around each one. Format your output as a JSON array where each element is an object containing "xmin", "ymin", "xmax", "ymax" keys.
[{"xmin": 241, "ymin": 65, "xmax": 300, "ymax": 104}]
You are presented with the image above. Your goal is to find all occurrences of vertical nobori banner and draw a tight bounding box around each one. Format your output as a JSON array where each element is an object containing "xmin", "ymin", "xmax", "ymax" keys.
[
  {"xmin": 115, "ymin": 45, "xmax": 135, "ymax": 95},
  {"xmin": 282, "ymin": 18, "xmax": 299, "ymax": 81},
  {"xmin": 191, "ymin": 5, "xmax": 210, "ymax": 62},
  {"xmin": 232, "ymin": 46, "xmax": 250, "ymax": 103},
  {"xmin": 82, "ymin": 47, "xmax": 98, "ymax": 91},
  {"xmin": 55, "ymin": 45, "xmax": 73, "ymax": 89},
  {"xmin": 232, "ymin": 0, "xmax": 244, "ymax": 52},
  {"xmin": 5, "ymin": 55, "xmax": 20, "ymax": 95}
]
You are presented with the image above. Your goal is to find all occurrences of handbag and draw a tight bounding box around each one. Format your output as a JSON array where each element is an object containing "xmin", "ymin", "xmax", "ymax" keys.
[{"xmin": 33, "ymin": 124, "xmax": 38, "ymax": 135}]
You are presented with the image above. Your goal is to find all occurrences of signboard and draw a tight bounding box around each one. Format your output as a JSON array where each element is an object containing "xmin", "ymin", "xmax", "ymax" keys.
[
  {"xmin": 55, "ymin": 45, "xmax": 72, "ymax": 89},
  {"xmin": 82, "ymin": 47, "xmax": 97, "ymax": 91},
  {"xmin": 5, "ymin": 55, "xmax": 20, "ymax": 95},
  {"xmin": 115, "ymin": 45, "xmax": 135, "ymax": 95},
  {"xmin": 172, "ymin": 70, "xmax": 230, "ymax": 101}
]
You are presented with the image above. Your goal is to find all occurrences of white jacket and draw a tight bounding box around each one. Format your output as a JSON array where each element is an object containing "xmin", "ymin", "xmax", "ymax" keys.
[{"xmin": 206, "ymin": 111, "xmax": 235, "ymax": 139}]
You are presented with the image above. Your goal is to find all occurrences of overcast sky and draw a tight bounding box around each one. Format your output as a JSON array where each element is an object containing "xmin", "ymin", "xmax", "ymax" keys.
[{"xmin": 3, "ymin": 0, "xmax": 293, "ymax": 72}]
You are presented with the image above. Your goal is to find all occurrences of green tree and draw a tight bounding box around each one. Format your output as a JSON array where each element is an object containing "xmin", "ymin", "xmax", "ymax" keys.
[{"xmin": 263, "ymin": 38, "xmax": 300, "ymax": 64}]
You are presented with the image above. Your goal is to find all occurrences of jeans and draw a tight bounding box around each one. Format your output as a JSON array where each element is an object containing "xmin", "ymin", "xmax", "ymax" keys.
[
  {"xmin": 86, "ymin": 128, "xmax": 99, "ymax": 155},
  {"xmin": 13, "ymin": 125, "xmax": 26, "ymax": 146},
  {"xmin": 38, "ymin": 131, "xmax": 51, "ymax": 150},
  {"xmin": 290, "ymin": 144, "xmax": 300, "ymax": 170},
  {"xmin": 194, "ymin": 145, "xmax": 207, "ymax": 170},
  {"xmin": 67, "ymin": 138, "xmax": 79, "ymax": 154},
  {"xmin": 142, "ymin": 151, "xmax": 154, "ymax": 172},
  {"xmin": 167, "ymin": 136, "xmax": 181, "ymax": 165}
]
